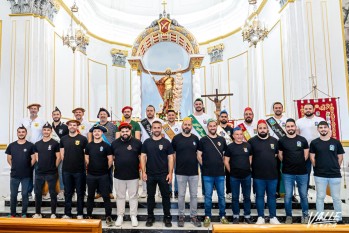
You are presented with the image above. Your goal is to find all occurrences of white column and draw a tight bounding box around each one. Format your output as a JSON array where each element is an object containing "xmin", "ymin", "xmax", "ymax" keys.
[
  {"xmin": 192, "ymin": 68, "xmax": 201, "ymax": 101},
  {"xmin": 131, "ymin": 69, "xmax": 141, "ymax": 119}
]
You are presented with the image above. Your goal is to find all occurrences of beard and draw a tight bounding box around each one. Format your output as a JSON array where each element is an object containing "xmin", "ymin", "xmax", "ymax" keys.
[
  {"xmin": 121, "ymin": 134, "xmax": 131, "ymax": 141},
  {"xmin": 245, "ymin": 117, "xmax": 253, "ymax": 123},
  {"xmin": 258, "ymin": 132, "xmax": 268, "ymax": 138},
  {"xmin": 320, "ymin": 131, "xmax": 328, "ymax": 136},
  {"xmin": 305, "ymin": 112, "xmax": 313, "ymax": 117},
  {"xmin": 18, "ymin": 135, "xmax": 26, "ymax": 140},
  {"xmin": 53, "ymin": 118, "xmax": 61, "ymax": 122},
  {"xmin": 153, "ymin": 131, "xmax": 161, "ymax": 137},
  {"xmin": 274, "ymin": 111, "xmax": 282, "ymax": 116},
  {"xmin": 123, "ymin": 114, "xmax": 131, "ymax": 119},
  {"xmin": 220, "ymin": 119, "xmax": 227, "ymax": 124},
  {"xmin": 208, "ymin": 130, "xmax": 217, "ymax": 135},
  {"xmin": 183, "ymin": 128, "xmax": 191, "ymax": 134},
  {"xmin": 287, "ymin": 130, "xmax": 296, "ymax": 135},
  {"xmin": 195, "ymin": 107, "xmax": 202, "ymax": 112}
]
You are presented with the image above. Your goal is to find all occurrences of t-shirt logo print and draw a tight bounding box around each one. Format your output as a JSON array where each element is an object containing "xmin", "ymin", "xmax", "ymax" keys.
[
  {"xmin": 23, "ymin": 148, "xmax": 27, "ymax": 152},
  {"xmin": 193, "ymin": 141, "xmax": 196, "ymax": 146},
  {"xmin": 217, "ymin": 142, "xmax": 221, "ymax": 147},
  {"xmin": 48, "ymin": 145, "xmax": 52, "ymax": 151},
  {"xmin": 297, "ymin": 141, "xmax": 302, "ymax": 147},
  {"xmin": 127, "ymin": 145, "xmax": 132, "ymax": 150},
  {"xmin": 34, "ymin": 122, "xmax": 39, "ymax": 127},
  {"xmin": 270, "ymin": 144, "xmax": 275, "ymax": 149},
  {"xmin": 159, "ymin": 144, "xmax": 163, "ymax": 150},
  {"xmin": 100, "ymin": 146, "xmax": 103, "ymax": 152},
  {"xmin": 75, "ymin": 140, "xmax": 80, "ymax": 145},
  {"xmin": 329, "ymin": 145, "xmax": 335, "ymax": 151},
  {"xmin": 244, "ymin": 147, "xmax": 248, "ymax": 153},
  {"xmin": 59, "ymin": 129, "xmax": 63, "ymax": 134}
]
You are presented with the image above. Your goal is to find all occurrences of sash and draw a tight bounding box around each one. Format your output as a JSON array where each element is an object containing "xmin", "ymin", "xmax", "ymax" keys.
[
  {"xmin": 216, "ymin": 125, "xmax": 233, "ymax": 145},
  {"xmin": 266, "ymin": 117, "xmax": 286, "ymax": 138},
  {"xmin": 238, "ymin": 123, "xmax": 252, "ymax": 141},
  {"xmin": 163, "ymin": 123, "xmax": 176, "ymax": 140},
  {"xmin": 51, "ymin": 129, "xmax": 61, "ymax": 143},
  {"xmin": 141, "ymin": 118, "xmax": 152, "ymax": 137},
  {"xmin": 189, "ymin": 114, "xmax": 207, "ymax": 138}
]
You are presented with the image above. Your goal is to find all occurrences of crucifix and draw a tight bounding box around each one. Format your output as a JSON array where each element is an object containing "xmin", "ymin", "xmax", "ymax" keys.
[
  {"xmin": 202, "ymin": 89, "xmax": 234, "ymax": 119},
  {"xmin": 161, "ymin": 0, "xmax": 167, "ymax": 13}
]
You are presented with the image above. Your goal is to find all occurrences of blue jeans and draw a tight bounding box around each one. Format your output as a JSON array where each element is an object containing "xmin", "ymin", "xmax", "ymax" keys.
[
  {"xmin": 63, "ymin": 172, "xmax": 85, "ymax": 216},
  {"xmin": 10, "ymin": 177, "xmax": 30, "ymax": 216},
  {"xmin": 230, "ymin": 175, "xmax": 251, "ymax": 218},
  {"xmin": 283, "ymin": 173, "xmax": 308, "ymax": 217},
  {"xmin": 203, "ymin": 176, "xmax": 225, "ymax": 218},
  {"xmin": 58, "ymin": 162, "xmax": 64, "ymax": 190},
  {"xmin": 305, "ymin": 159, "xmax": 312, "ymax": 189},
  {"xmin": 314, "ymin": 176, "xmax": 342, "ymax": 221},
  {"xmin": 254, "ymin": 178, "xmax": 277, "ymax": 218}
]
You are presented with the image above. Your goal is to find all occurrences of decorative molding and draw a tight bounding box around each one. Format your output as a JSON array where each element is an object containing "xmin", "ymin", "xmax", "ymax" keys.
[
  {"xmin": 279, "ymin": 0, "xmax": 295, "ymax": 13},
  {"xmin": 111, "ymin": 49, "xmax": 128, "ymax": 68},
  {"xmin": 207, "ymin": 43, "xmax": 224, "ymax": 64},
  {"xmin": 0, "ymin": 144, "xmax": 7, "ymax": 150},
  {"xmin": 8, "ymin": 0, "xmax": 59, "ymax": 21},
  {"xmin": 342, "ymin": 140, "xmax": 349, "ymax": 147}
]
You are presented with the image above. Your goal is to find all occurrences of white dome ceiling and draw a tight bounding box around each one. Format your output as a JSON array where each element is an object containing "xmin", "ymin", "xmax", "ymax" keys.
[{"xmin": 61, "ymin": 0, "xmax": 263, "ymax": 45}]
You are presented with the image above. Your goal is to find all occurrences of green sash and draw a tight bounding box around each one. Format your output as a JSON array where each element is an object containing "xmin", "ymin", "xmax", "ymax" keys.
[{"xmin": 189, "ymin": 114, "xmax": 207, "ymax": 138}]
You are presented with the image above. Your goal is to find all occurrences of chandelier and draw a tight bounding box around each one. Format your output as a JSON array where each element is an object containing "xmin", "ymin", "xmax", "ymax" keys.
[
  {"xmin": 242, "ymin": 0, "xmax": 268, "ymax": 47},
  {"xmin": 62, "ymin": 1, "xmax": 89, "ymax": 53}
]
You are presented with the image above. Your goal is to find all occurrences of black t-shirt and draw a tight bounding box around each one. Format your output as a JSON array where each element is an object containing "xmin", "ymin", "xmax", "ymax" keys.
[
  {"xmin": 5, "ymin": 141, "xmax": 35, "ymax": 178},
  {"xmin": 248, "ymin": 136, "xmax": 279, "ymax": 179},
  {"xmin": 278, "ymin": 135, "xmax": 308, "ymax": 175},
  {"xmin": 141, "ymin": 137, "xmax": 174, "ymax": 176},
  {"xmin": 198, "ymin": 136, "xmax": 227, "ymax": 177},
  {"xmin": 219, "ymin": 125, "xmax": 234, "ymax": 139},
  {"xmin": 60, "ymin": 134, "xmax": 88, "ymax": 173},
  {"xmin": 310, "ymin": 138, "xmax": 345, "ymax": 178},
  {"xmin": 85, "ymin": 141, "xmax": 112, "ymax": 176},
  {"xmin": 34, "ymin": 139, "xmax": 60, "ymax": 175},
  {"xmin": 52, "ymin": 122, "xmax": 69, "ymax": 139},
  {"xmin": 112, "ymin": 137, "xmax": 142, "ymax": 180},
  {"xmin": 172, "ymin": 133, "xmax": 199, "ymax": 176},
  {"xmin": 225, "ymin": 142, "xmax": 252, "ymax": 178}
]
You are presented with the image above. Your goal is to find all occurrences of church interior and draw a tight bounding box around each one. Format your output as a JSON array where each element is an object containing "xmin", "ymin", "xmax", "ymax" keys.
[{"xmin": 1, "ymin": 0, "xmax": 349, "ymax": 232}]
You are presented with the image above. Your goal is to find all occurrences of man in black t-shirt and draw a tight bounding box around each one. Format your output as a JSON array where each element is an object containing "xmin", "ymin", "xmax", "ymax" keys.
[
  {"xmin": 112, "ymin": 122, "xmax": 142, "ymax": 227},
  {"xmin": 85, "ymin": 124, "xmax": 113, "ymax": 226},
  {"xmin": 248, "ymin": 119, "xmax": 280, "ymax": 225},
  {"xmin": 60, "ymin": 119, "xmax": 88, "ymax": 219},
  {"xmin": 6, "ymin": 125, "xmax": 35, "ymax": 217},
  {"xmin": 197, "ymin": 119, "xmax": 229, "ymax": 227},
  {"xmin": 224, "ymin": 127, "xmax": 252, "ymax": 224},
  {"xmin": 172, "ymin": 117, "xmax": 201, "ymax": 227},
  {"xmin": 32, "ymin": 123, "xmax": 60, "ymax": 219},
  {"xmin": 278, "ymin": 118, "xmax": 309, "ymax": 224},
  {"xmin": 310, "ymin": 121, "xmax": 345, "ymax": 224},
  {"xmin": 141, "ymin": 121, "xmax": 174, "ymax": 228}
]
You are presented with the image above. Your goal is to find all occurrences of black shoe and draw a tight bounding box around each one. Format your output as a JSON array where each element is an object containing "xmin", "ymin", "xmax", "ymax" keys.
[
  {"xmin": 233, "ymin": 217, "xmax": 239, "ymax": 224},
  {"xmin": 146, "ymin": 218, "xmax": 155, "ymax": 227},
  {"xmin": 191, "ymin": 216, "xmax": 202, "ymax": 227},
  {"xmin": 105, "ymin": 216, "xmax": 114, "ymax": 227},
  {"xmin": 86, "ymin": 216, "xmax": 93, "ymax": 219},
  {"xmin": 276, "ymin": 193, "xmax": 281, "ymax": 199},
  {"xmin": 164, "ymin": 218, "xmax": 172, "ymax": 227},
  {"xmin": 244, "ymin": 218, "xmax": 253, "ymax": 224},
  {"xmin": 337, "ymin": 220, "xmax": 344, "ymax": 224},
  {"xmin": 292, "ymin": 195, "xmax": 298, "ymax": 203},
  {"xmin": 169, "ymin": 192, "xmax": 173, "ymax": 198},
  {"xmin": 174, "ymin": 191, "xmax": 178, "ymax": 199}
]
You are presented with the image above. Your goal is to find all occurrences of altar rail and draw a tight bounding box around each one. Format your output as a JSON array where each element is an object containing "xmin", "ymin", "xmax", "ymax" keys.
[
  {"xmin": 212, "ymin": 224, "xmax": 349, "ymax": 233},
  {"xmin": 0, "ymin": 218, "xmax": 102, "ymax": 233}
]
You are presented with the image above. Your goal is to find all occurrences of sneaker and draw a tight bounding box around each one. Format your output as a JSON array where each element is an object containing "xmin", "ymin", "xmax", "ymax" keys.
[
  {"xmin": 292, "ymin": 195, "xmax": 298, "ymax": 203},
  {"xmin": 32, "ymin": 214, "xmax": 42, "ymax": 218},
  {"xmin": 174, "ymin": 191, "xmax": 178, "ymax": 199},
  {"xmin": 86, "ymin": 216, "xmax": 93, "ymax": 219},
  {"xmin": 178, "ymin": 215, "xmax": 185, "ymax": 227},
  {"xmin": 256, "ymin": 217, "xmax": 265, "ymax": 224},
  {"xmin": 8, "ymin": 214, "xmax": 15, "ymax": 218},
  {"xmin": 57, "ymin": 191, "xmax": 64, "ymax": 200},
  {"xmin": 275, "ymin": 193, "xmax": 281, "ymax": 200},
  {"xmin": 270, "ymin": 217, "xmax": 281, "ymax": 224},
  {"xmin": 43, "ymin": 193, "xmax": 50, "ymax": 200},
  {"xmin": 337, "ymin": 220, "xmax": 344, "ymax": 224},
  {"xmin": 220, "ymin": 216, "xmax": 229, "ymax": 224},
  {"xmin": 164, "ymin": 218, "xmax": 172, "ymax": 227},
  {"xmin": 50, "ymin": 214, "xmax": 57, "ymax": 219},
  {"xmin": 226, "ymin": 193, "xmax": 232, "ymax": 199},
  {"xmin": 232, "ymin": 217, "xmax": 239, "ymax": 224},
  {"xmin": 115, "ymin": 215, "xmax": 123, "ymax": 227},
  {"xmin": 244, "ymin": 218, "xmax": 253, "ymax": 224},
  {"xmin": 95, "ymin": 193, "xmax": 101, "ymax": 199},
  {"xmin": 285, "ymin": 216, "xmax": 292, "ymax": 224},
  {"xmin": 131, "ymin": 215, "xmax": 138, "ymax": 227},
  {"xmin": 77, "ymin": 215, "xmax": 84, "ymax": 220},
  {"xmin": 301, "ymin": 216, "xmax": 309, "ymax": 224},
  {"xmin": 146, "ymin": 217, "xmax": 155, "ymax": 227},
  {"xmin": 139, "ymin": 191, "xmax": 147, "ymax": 198},
  {"xmin": 61, "ymin": 215, "xmax": 71, "ymax": 219},
  {"xmin": 21, "ymin": 214, "xmax": 27, "ymax": 218},
  {"xmin": 191, "ymin": 216, "xmax": 202, "ymax": 227},
  {"xmin": 203, "ymin": 216, "xmax": 211, "ymax": 227},
  {"xmin": 106, "ymin": 216, "xmax": 113, "ymax": 227}
]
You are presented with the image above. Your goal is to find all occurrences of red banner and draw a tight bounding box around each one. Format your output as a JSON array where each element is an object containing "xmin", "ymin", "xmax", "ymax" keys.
[{"xmin": 295, "ymin": 98, "xmax": 340, "ymax": 140}]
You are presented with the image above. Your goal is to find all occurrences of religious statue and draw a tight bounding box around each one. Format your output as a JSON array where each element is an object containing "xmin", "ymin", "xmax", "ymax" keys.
[{"xmin": 152, "ymin": 68, "xmax": 175, "ymax": 114}]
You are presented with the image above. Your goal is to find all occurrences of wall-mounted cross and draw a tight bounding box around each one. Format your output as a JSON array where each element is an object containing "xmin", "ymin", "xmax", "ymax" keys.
[{"xmin": 202, "ymin": 89, "xmax": 234, "ymax": 119}]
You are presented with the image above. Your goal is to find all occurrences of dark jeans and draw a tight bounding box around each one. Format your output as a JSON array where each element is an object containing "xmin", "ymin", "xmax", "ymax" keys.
[
  {"xmin": 97, "ymin": 167, "xmax": 113, "ymax": 194},
  {"xmin": 63, "ymin": 171, "xmax": 85, "ymax": 216},
  {"xmin": 230, "ymin": 175, "xmax": 251, "ymax": 217},
  {"xmin": 200, "ymin": 165, "xmax": 205, "ymax": 195},
  {"xmin": 87, "ymin": 174, "xmax": 112, "ymax": 216},
  {"xmin": 306, "ymin": 159, "xmax": 312, "ymax": 189},
  {"xmin": 146, "ymin": 175, "xmax": 171, "ymax": 220},
  {"xmin": 28, "ymin": 163, "xmax": 37, "ymax": 195},
  {"xmin": 10, "ymin": 177, "xmax": 30, "ymax": 216},
  {"xmin": 225, "ymin": 169, "xmax": 231, "ymax": 194},
  {"xmin": 276, "ymin": 159, "xmax": 281, "ymax": 194},
  {"xmin": 254, "ymin": 178, "xmax": 277, "ymax": 218},
  {"xmin": 203, "ymin": 176, "xmax": 226, "ymax": 218},
  {"xmin": 35, "ymin": 173, "xmax": 58, "ymax": 214}
]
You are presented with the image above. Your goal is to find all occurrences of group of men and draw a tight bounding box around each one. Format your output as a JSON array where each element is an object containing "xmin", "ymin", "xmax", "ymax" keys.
[{"xmin": 5, "ymin": 99, "xmax": 345, "ymax": 227}]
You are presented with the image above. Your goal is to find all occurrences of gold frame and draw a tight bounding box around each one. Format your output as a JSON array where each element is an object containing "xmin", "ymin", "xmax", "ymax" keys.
[
  {"xmin": 279, "ymin": 0, "xmax": 295, "ymax": 14},
  {"xmin": 0, "ymin": 144, "xmax": 7, "ymax": 150}
]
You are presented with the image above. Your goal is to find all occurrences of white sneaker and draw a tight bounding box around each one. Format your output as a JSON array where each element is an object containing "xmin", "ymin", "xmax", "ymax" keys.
[
  {"xmin": 256, "ymin": 217, "xmax": 265, "ymax": 224},
  {"xmin": 61, "ymin": 215, "xmax": 71, "ymax": 219},
  {"xmin": 57, "ymin": 191, "xmax": 64, "ymax": 200},
  {"xmin": 131, "ymin": 215, "xmax": 138, "ymax": 227},
  {"xmin": 115, "ymin": 215, "xmax": 123, "ymax": 227},
  {"xmin": 226, "ymin": 193, "xmax": 232, "ymax": 199},
  {"xmin": 139, "ymin": 191, "xmax": 147, "ymax": 198},
  {"xmin": 32, "ymin": 214, "xmax": 42, "ymax": 218},
  {"xmin": 269, "ymin": 217, "xmax": 281, "ymax": 224},
  {"xmin": 77, "ymin": 215, "xmax": 83, "ymax": 220},
  {"xmin": 43, "ymin": 193, "xmax": 50, "ymax": 200},
  {"xmin": 50, "ymin": 214, "xmax": 56, "ymax": 219}
]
